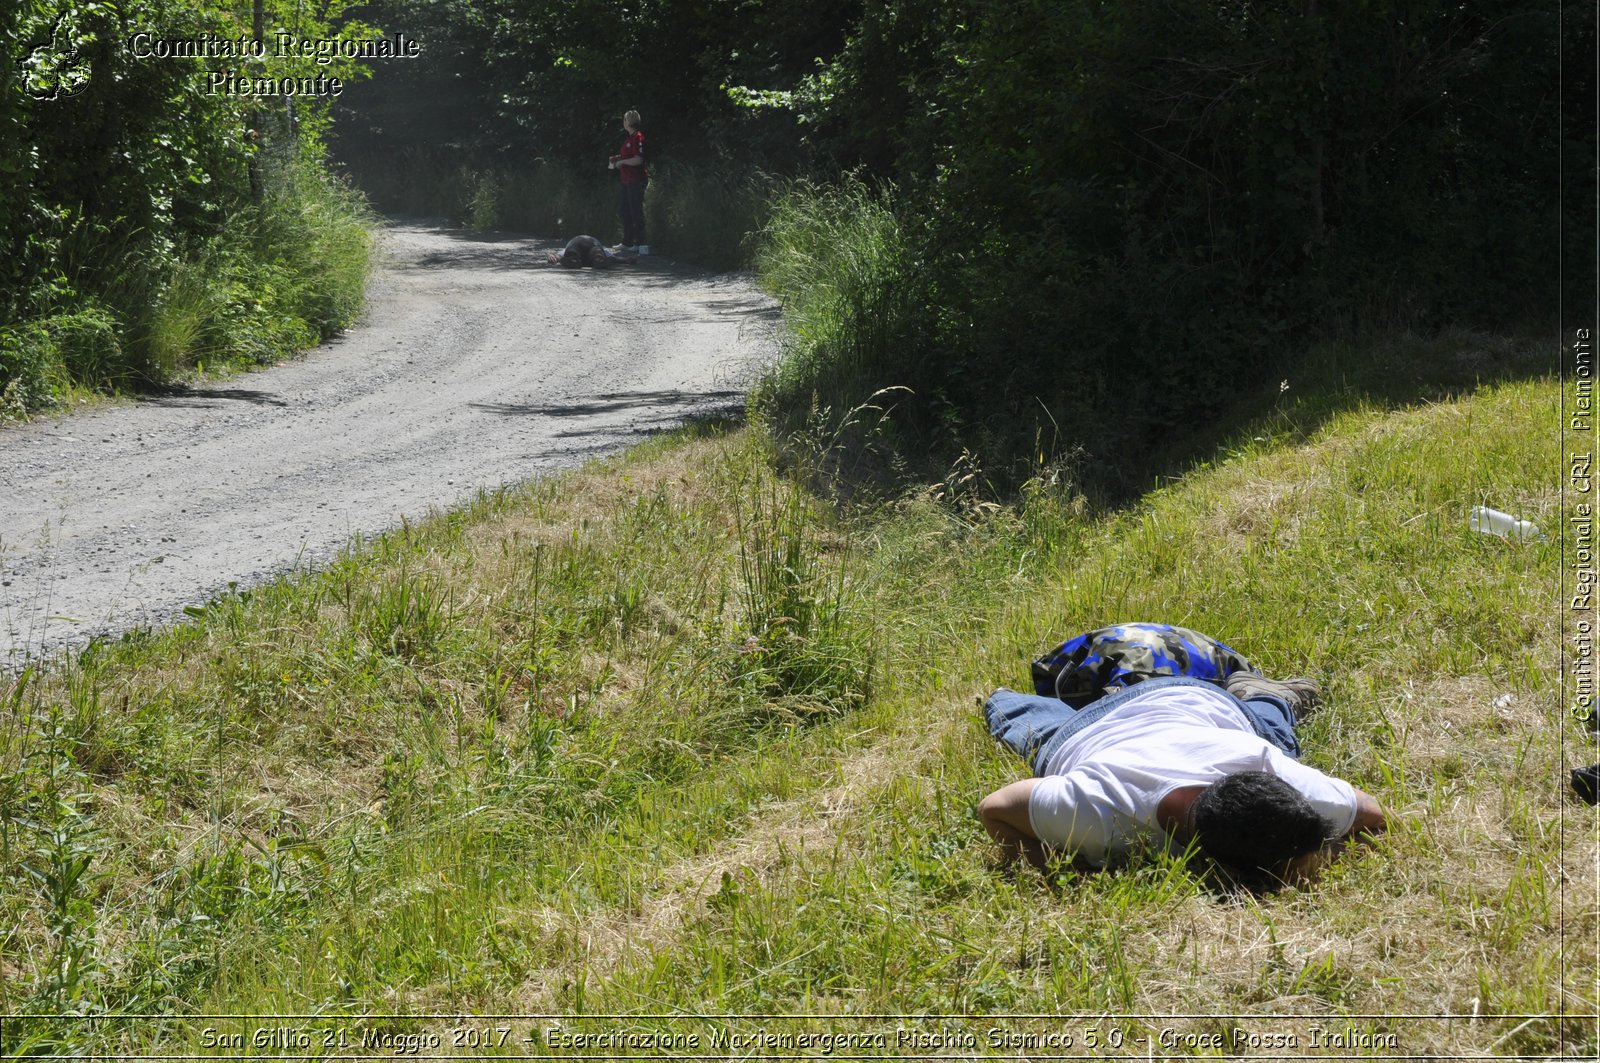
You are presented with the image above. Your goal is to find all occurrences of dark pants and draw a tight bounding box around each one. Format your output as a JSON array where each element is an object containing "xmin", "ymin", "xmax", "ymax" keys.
[{"xmin": 619, "ymin": 181, "xmax": 647, "ymax": 246}]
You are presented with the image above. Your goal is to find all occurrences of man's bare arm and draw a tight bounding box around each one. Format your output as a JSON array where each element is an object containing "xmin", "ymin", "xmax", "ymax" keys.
[{"xmin": 979, "ymin": 780, "xmax": 1053, "ymax": 870}]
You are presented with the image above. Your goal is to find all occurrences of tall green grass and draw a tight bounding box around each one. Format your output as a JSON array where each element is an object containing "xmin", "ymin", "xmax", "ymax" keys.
[
  {"xmin": 0, "ymin": 341, "xmax": 1586, "ymax": 1057},
  {"xmin": 749, "ymin": 179, "xmax": 947, "ymax": 494},
  {"xmin": 752, "ymin": 180, "xmax": 916, "ymax": 406},
  {"xmin": 749, "ymin": 183, "xmax": 1553, "ymax": 506}
]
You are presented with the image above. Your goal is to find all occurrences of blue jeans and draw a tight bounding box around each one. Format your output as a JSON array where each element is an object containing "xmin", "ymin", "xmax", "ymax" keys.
[{"xmin": 985, "ymin": 675, "xmax": 1301, "ymax": 775}]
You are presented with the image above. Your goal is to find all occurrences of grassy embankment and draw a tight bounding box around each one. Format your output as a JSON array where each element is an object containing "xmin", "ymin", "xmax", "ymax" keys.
[{"xmin": 0, "ymin": 329, "xmax": 1585, "ymax": 1055}]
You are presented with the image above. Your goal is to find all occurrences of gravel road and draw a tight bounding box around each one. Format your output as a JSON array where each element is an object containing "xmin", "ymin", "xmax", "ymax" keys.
[{"xmin": 0, "ymin": 221, "xmax": 780, "ymax": 663}]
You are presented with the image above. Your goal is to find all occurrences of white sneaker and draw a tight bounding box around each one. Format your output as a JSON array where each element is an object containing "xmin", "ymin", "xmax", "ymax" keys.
[
  {"xmin": 618, "ymin": 244, "xmax": 637, "ymax": 253},
  {"xmin": 637, "ymin": 244, "xmax": 651, "ymax": 256}
]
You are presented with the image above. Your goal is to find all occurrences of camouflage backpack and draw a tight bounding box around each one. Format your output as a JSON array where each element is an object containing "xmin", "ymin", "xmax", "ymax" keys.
[{"xmin": 1031, "ymin": 623, "xmax": 1255, "ymax": 708}]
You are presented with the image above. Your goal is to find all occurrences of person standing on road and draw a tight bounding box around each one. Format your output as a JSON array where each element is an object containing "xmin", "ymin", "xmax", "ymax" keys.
[{"xmin": 608, "ymin": 109, "xmax": 650, "ymax": 255}]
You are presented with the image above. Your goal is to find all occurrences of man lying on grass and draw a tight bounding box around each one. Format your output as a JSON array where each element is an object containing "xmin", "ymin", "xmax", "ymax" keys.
[{"xmin": 978, "ymin": 625, "xmax": 1388, "ymax": 889}]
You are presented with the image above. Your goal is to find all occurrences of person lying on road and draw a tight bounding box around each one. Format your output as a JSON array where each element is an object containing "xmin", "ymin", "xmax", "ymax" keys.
[{"xmin": 547, "ymin": 234, "xmax": 616, "ymax": 268}]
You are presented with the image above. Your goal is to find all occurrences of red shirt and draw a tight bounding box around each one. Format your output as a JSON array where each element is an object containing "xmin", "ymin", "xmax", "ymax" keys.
[{"xmin": 618, "ymin": 129, "xmax": 647, "ymax": 185}]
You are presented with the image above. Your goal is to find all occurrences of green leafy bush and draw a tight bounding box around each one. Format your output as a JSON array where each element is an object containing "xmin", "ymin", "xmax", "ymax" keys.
[
  {"xmin": 0, "ymin": 320, "xmax": 66, "ymax": 414},
  {"xmin": 1, "ymin": 0, "xmax": 377, "ymax": 410},
  {"xmin": 0, "ymin": 305, "xmax": 120, "ymax": 413}
]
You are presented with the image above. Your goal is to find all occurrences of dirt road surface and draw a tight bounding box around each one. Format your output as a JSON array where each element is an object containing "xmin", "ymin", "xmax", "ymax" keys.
[{"xmin": 0, "ymin": 222, "xmax": 780, "ymax": 663}]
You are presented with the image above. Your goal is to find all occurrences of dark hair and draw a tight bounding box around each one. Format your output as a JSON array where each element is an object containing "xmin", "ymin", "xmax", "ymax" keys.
[{"xmin": 1191, "ymin": 771, "xmax": 1329, "ymax": 885}]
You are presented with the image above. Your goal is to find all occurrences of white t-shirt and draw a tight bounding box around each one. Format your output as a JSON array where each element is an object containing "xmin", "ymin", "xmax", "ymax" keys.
[{"xmin": 1028, "ymin": 683, "xmax": 1357, "ymax": 866}]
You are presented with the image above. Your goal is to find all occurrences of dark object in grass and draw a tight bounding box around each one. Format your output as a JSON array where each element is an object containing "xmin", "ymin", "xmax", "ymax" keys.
[{"xmin": 1572, "ymin": 764, "xmax": 1600, "ymax": 806}]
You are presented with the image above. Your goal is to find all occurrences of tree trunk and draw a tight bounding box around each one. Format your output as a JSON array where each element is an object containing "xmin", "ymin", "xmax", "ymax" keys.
[{"xmin": 247, "ymin": 0, "xmax": 264, "ymax": 203}]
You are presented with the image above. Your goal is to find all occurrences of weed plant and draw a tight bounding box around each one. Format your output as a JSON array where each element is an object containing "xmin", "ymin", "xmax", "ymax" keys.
[
  {"xmin": 0, "ymin": 340, "xmax": 1587, "ymax": 1057},
  {"xmin": 750, "ymin": 179, "xmax": 938, "ymax": 488}
]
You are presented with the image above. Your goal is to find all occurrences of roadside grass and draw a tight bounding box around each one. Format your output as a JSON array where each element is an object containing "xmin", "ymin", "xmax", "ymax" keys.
[
  {"xmin": 749, "ymin": 179, "xmax": 932, "ymax": 492},
  {"xmin": 565, "ymin": 373, "xmax": 1584, "ymax": 1058},
  {"xmin": 1, "ymin": 164, "xmax": 372, "ymax": 420},
  {"xmin": 0, "ymin": 344, "xmax": 1588, "ymax": 1056}
]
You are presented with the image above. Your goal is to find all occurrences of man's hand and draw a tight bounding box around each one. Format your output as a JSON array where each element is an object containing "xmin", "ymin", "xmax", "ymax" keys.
[
  {"xmin": 1276, "ymin": 788, "xmax": 1389, "ymax": 886},
  {"xmin": 1349, "ymin": 788, "xmax": 1388, "ymax": 839}
]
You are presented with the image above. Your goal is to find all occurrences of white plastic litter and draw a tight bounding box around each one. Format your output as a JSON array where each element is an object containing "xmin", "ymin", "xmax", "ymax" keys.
[{"xmin": 1469, "ymin": 505, "xmax": 1545, "ymax": 542}]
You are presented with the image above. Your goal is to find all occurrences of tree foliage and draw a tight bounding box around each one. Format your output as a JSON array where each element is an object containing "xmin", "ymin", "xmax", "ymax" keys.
[
  {"xmin": 2, "ymin": 0, "xmax": 378, "ymax": 408},
  {"xmin": 334, "ymin": 0, "xmax": 859, "ymax": 202},
  {"xmin": 762, "ymin": 0, "xmax": 1575, "ymax": 491}
]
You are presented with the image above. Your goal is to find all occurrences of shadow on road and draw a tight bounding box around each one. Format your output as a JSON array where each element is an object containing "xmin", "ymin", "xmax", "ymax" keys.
[
  {"xmin": 470, "ymin": 390, "xmax": 744, "ymax": 418},
  {"xmin": 139, "ymin": 387, "xmax": 288, "ymax": 407},
  {"xmin": 692, "ymin": 293, "xmax": 781, "ymax": 317},
  {"xmin": 384, "ymin": 222, "xmax": 781, "ymax": 315}
]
